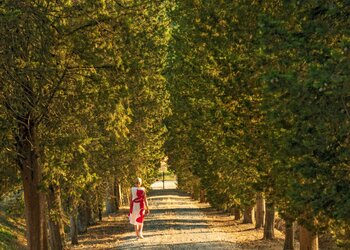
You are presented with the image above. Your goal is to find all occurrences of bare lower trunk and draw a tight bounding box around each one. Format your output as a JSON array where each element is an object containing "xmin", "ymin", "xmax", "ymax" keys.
[
  {"xmin": 199, "ymin": 189, "xmax": 206, "ymax": 203},
  {"xmin": 243, "ymin": 206, "xmax": 254, "ymax": 224},
  {"xmin": 300, "ymin": 225, "xmax": 318, "ymax": 250},
  {"xmin": 105, "ymin": 199, "xmax": 115, "ymax": 214},
  {"xmin": 283, "ymin": 219, "xmax": 295, "ymax": 250},
  {"xmin": 47, "ymin": 184, "xmax": 65, "ymax": 250},
  {"xmin": 70, "ymin": 213, "xmax": 78, "ymax": 245},
  {"xmin": 255, "ymin": 193, "xmax": 265, "ymax": 229},
  {"xmin": 77, "ymin": 202, "xmax": 88, "ymax": 234},
  {"xmin": 117, "ymin": 179, "xmax": 122, "ymax": 208},
  {"xmin": 106, "ymin": 180, "xmax": 116, "ymax": 214},
  {"xmin": 125, "ymin": 189, "xmax": 130, "ymax": 207},
  {"xmin": 114, "ymin": 178, "xmax": 122, "ymax": 210},
  {"xmin": 263, "ymin": 202, "xmax": 275, "ymax": 239},
  {"xmin": 86, "ymin": 198, "xmax": 94, "ymax": 226},
  {"xmin": 98, "ymin": 203, "xmax": 103, "ymax": 221},
  {"xmin": 234, "ymin": 208, "xmax": 241, "ymax": 220},
  {"xmin": 18, "ymin": 121, "xmax": 48, "ymax": 250}
]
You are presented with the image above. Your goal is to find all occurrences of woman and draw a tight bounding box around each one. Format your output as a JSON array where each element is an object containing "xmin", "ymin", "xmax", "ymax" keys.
[{"xmin": 128, "ymin": 177, "xmax": 150, "ymax": 239}]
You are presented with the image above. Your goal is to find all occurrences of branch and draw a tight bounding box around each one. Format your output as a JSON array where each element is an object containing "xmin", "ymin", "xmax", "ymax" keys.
[
  {"xmin": 341, "ymin": 95, "xmax": 350, "ymax": 119},
  {"xmin": 115, "ymin": 0, "xmax": 163, "ymax": 9},
  {"xmin": 36, "ymin": 67, "xmax": 68, "ymax": 125},
  {"xmin": 4, "ymin": 100, "xmax": 29, "ymax": 128},
  {"xmin": 66, "ymin": 16, "xmax": 113, "ymax": 36},
  {"xmin": 66, "ymin": 65, "xmax": 116, "ymax": 70}
]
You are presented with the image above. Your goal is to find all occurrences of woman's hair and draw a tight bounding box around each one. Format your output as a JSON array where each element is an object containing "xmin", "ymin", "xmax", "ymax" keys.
[{"xmin": 136, "ymin": 177, "xmax": 142, "ymax": 185}]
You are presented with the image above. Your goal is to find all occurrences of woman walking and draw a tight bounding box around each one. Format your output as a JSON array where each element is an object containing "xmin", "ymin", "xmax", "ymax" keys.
[{"xmin": 128, "ymin": 177, "xmax": 150, "ymax": 239}]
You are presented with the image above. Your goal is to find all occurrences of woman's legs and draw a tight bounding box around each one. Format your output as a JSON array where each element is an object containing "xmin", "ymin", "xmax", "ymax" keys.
[
  {"xmin": 134, "ymin": 223, "xmax": 144, "ymax": 238},
  {"xmin": 139, "ymin": 224, "xmax": 144, "ymax": 238},
  {"xmin": 134, "ymin": 225, "xmax": 139, "ymax": 237}
]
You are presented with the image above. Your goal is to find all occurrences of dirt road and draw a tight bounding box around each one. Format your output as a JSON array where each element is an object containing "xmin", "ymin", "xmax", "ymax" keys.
[
  {"xmin": 69, "ymin": 182, "xmax": 285, "ymax": 250},
  {"xmin": 117, "ymin": 188, "xmax": 240, "ymax": 249}
]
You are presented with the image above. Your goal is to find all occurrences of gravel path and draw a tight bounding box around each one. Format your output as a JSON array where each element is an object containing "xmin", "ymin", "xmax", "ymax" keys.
[
  {"xmin": 69, "ymin": 182, "xmax": 286, "ymax": 250},
  {"xmin": 117, "ymin": 187, "xmax": 239, "ymax": 249}
]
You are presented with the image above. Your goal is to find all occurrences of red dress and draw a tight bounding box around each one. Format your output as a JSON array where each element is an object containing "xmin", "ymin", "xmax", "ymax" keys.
[{"xmin": 128, "ymin": 187, "xmax": 146, "ymax": 225}]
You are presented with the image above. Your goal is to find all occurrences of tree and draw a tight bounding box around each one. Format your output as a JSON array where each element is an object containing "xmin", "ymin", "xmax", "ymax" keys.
[{"xmin": 259, "ymin": 0, "xmax": 350, "ymax": 248}]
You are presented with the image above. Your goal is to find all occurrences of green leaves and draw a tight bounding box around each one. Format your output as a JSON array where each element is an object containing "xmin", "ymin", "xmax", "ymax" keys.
[
  {"xmin": 166, "ymin": 0, "xmax": 349, "ymax": 245},
  {"xmin": 0, "ymin": 0, "xmax": 172, "ymax": 232},
  {"xmin": 258, "ymin": 0, "xmax": 350, "ymax": 240},
  {"xmin": 0, "ymin": 0, "xmax": 349, "ymax": 246}
]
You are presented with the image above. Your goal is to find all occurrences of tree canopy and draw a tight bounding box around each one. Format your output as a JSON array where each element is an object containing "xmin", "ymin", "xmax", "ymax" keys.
[{"xmin": 0, "ymin": 0, "xmax": 349, "ymax": 249}]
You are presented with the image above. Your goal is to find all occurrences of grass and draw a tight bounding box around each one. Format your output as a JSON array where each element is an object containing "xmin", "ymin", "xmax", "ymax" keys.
[{"xmin": 0, "ymin": 211, "xmax": 26, "ymax": 250}]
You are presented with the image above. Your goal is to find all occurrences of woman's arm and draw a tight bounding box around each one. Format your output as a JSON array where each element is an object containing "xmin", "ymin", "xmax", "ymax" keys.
[
  {"xmin": 144, "ymin": 193, "xmax": 150, "ymax": 212},
  {"xmin": 129, "ymin": 189, "xmax": 132, "ymax": 206}
]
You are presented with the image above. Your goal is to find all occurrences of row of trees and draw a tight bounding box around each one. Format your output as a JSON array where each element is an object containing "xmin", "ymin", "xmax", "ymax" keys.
[
  {"xmin": 0, "ymin": 0, "xmax": 172, "ymax": 249},
  {"xmin": 165, "ymin": 1, "xmax": 349, "ymax": 250},
  {"xmin": 1, "ymin": 0, "xmax": 349, "ymax": 249}
]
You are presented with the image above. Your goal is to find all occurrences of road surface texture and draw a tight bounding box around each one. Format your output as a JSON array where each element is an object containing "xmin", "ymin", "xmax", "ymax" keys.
[{"xmin": 68, "ymin": 181, "xmax": 286, "ymax": 249}]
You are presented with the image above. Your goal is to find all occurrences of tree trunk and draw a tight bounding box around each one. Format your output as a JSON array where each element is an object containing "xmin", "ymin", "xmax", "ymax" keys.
[
  {"xmin": 125, "ymin": 188, "xmax": 131, "ymax": 208},
  {"xmin": 17, "ymin": 121, "xmax": 48, "ymax": 250},
  {"xmin": 77, "ymin": 202, "xmax": 88, "ymax": 234},
  {"xmin": 106, "ymin": 180, "xmax": 116, "ymax": 214},
  {"xmin": 42, "ymin": 203, "xmax": 48, "ymax": 250},
  {"xmin": 105, "ymin": 199, "xmax": 115, "ymax": 214},
  {"xmin": 98, "ymin": 203, "xmax": 103, "ymax": 222},
  {"xmin": 283, "ymin": 219, "xmax": 295, "ymax": 250},
  {"xmin": 114, "ymin": 178, "xmax": 121, "ymax": 210},
  {"xmin": 86, "ymin": 198, "xmax": 94, "ymax": 226},
  {"xmin": 70, "ymin": 213, "xmax": 78, "ymax": 245},
  {"xmin": 300, "ymin": 225, "xmax": 318, "ymax": 250},
  {"xmin": 263, "ymin": 202, "xmax": 275, "ymax": 239},
  {"xmin": 234, "ymin": 208, "xmax": 241, "ymax": 220},
  {"xmin": 255, "ymin": 193, "xmax": 265, "ymax": 229},
  {"xmin": 243, "ymin": 206, "xmax": 254, "ymax": 224},
  {"xmin": 117, "ymin": 183, "xmax": 123, "ymax": 206},
  {"xmin": 199, "ymin": 189, "xmax": 205, "ymax": 203},
  {"xmin": 47, "ymin": 184, "xmax": 65, "ymax": 250}
]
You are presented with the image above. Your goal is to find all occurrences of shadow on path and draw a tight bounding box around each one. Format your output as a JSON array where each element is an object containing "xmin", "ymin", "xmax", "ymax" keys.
[
  {"xmin": 115, "ymin": 240, "xmax": 239, "ymax": 250},
  {"xmin": 69, "ymin": 184, "xmax": 287, "ymax": 250},
  {"xmin": 115, "ymin": 187, "xmax": 240, "ymax": 250},
  {"xmin": 145, "ymin": 188, "xmax": 210, "ymax": 233},
  {"xmin": 67, "ymin": 208, "xmax": 129, "ymax": 249}
]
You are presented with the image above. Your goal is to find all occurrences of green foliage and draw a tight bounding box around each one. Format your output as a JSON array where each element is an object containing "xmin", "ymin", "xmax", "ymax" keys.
[
  {"xmin": 166, "ymin": 0, "xmax": 264, "ymax": 211},
  {"xmin": 0, "ymin": 212, "xmax": 25, "ymax": 250},
  {"xmin": 0, "ymin": 0, "xmax": 348, "ymax": 247},
  {"xmin": 166, "ymin": 0, "xmax": 349, "ymax": 246},
  {"xmin": 0, "ymin": 0, "xmax": 172, "ymax": 245},
  {"xmin": 258, "ymin": 1, "xmax": 350, "ymax": 239}
]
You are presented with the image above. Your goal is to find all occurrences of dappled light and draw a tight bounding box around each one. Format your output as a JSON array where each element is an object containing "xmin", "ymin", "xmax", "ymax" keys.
[
  {"xmin": 69, "ymin": 184, "xmax": 287, "ymax": 249},
  {"xmin": 1, "ymin": 1, "xmax": 348, "ymax": 249}
]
